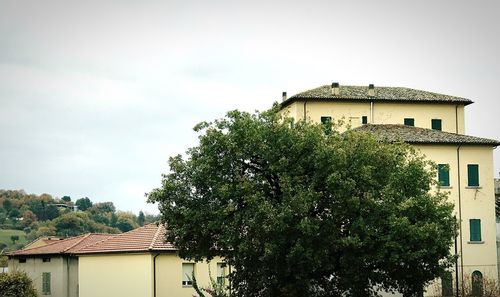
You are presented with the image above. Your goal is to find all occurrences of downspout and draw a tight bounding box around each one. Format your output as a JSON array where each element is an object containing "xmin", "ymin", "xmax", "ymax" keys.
[
  {"xmin": 370, "ymin": 101, "xmax": 374, "ymax": 123},
  {"xmin": 455, "ymin": 105, "xmax": 459, "ymax": 134},
  {"xmin": 456, "ymin": 144, "xmax": 464, "ymax": 295},
  {"xmin": 303, "ymin": 101, "xmax": 307, "ymax": 121},
  {"xmin": 67, "ymin": 257, "xmax": 70, "ymax": 297},
  {"xmin": 153, "ymin": 254, "xmax": 160, "ymax": 297}
]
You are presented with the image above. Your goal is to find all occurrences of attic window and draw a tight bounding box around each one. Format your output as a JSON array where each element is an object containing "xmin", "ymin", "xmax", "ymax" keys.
[
  {"xmin": 42, "ymin": 258, "xmax": 51, "ymax": 263},
  {"xmin": 19, "ymin": 258, "xmax": 27, "ymax": 263},
  {"xmin": 404, "ymin": 118, "xmax": 415, "ymax": 126}
]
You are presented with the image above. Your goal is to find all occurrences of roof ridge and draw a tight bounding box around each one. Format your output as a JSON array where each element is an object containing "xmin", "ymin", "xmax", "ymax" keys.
[
  {"xmin": 62, "ymin": 233, "xmax": 91, "ymax": 253},
  {"xmin": 148, "ymin": 223, "xmax": 162, "ymax": 250},
  {"xmin": 5, "ymin": 234, "xmax": 87, "ymax": 256},
  {"xmin": 77, "ymin": 224, "xmax": 152, "ymax": 252},
  {"xmin": 70, "ymin": 233, "xmax": 116, "ymax": 253}
]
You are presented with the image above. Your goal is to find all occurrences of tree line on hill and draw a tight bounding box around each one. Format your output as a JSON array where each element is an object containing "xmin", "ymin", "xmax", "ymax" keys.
[{"xmin": 0, "ymin": 189, "xmax": 158, "ymax": 251}]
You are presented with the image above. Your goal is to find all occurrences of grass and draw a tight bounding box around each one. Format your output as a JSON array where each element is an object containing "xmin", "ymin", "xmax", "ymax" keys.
[{"xmin": 0, "ymin": 228, "xmax": 27, "ymax": 252}]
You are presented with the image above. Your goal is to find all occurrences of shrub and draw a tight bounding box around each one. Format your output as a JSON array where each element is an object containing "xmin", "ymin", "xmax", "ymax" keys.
[
  {"xmin": 0, "ymin": 270, "xmax": 37, "ymax": 297},
  {"xmin": 428, "ymin": 273, "xmax": 499, "ymax": 297}
]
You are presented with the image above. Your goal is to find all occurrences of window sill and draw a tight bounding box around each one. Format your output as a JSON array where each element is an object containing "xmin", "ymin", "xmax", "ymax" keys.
[
  {"xmin": 438, "ymin": 186, "xmax": 452, "ymax": 189},
  {"xmin": 467, "ymin": 241, "xmax": 484, "ymax": 244},
  {"xmin": 466, "ymin": 186, "xmax": 482, "ymax": 189}
]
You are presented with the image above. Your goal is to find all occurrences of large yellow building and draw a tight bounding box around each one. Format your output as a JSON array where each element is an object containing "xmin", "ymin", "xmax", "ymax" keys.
[{"xmin": 280, "ymin": 83, "xmax": 500, "ymax": 296}]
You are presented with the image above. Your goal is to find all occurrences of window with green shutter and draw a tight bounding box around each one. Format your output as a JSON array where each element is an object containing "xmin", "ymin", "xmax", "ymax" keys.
[
  {"xmin": 404, "ymin": 118, "xmax": 414, "ymax": 126},
  {"xmin": 42, "ymin": 272, "xmax": 51, "ymax": 295},
  {"xmin": 467, "ymin": 164, "xmax": 479, "ymax": 187},
  {"xmin": 321, "ymin": 116, "xmax": 332, "ymax": 134},
  {"xmin": 320, "ymin": 116, "xmax": 332, "ymax": 124},
  {"xmin": 361, "ymin": 116, "xmax": 368, "ymax": 124},
  {"xmin": 438, "ymin": 164, "xmax": 450, "ymax": 187},
  {"xmin": 431, "ymin": 119, "xmax": 442, "ymax": 130},
  {"xmin": 470, "ymin": 219, "xmax": 481, "ymax": 242}
]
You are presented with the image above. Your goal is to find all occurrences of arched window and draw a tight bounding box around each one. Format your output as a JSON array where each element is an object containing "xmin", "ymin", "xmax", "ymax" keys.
[
  {"xmin": 441, "ymin": 271, "xmax": 453, "ymax": 297},
  {"xmin": 471, "ymin": 270, "xmax": 483, "ymax": 296}
]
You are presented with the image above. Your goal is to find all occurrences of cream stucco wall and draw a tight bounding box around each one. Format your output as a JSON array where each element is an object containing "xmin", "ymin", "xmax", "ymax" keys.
[
  {"xmin": 416, "ymin": 145, "xmax": 498, "ymax": 295},
  {"xmin": 78, "ymin": 252, "xmax": 227, "ymax": 297},
  {"xmin": 155, "ymin": 254, "xmax": 227, "ymax": 297},
  {"xmin": 282, "ymin": 101, "xmax": 465, "ymax": 133},
  {"xmin": 8, "ymin": 256, "xmax": 75, "ymax": 297},
  {"xmin": 78, "ymin": 253, "xmax": 153, "ymax": 297}
]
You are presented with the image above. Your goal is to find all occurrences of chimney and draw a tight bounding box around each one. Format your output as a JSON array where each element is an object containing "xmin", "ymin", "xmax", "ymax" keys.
[
  {"xmin": 282, "ymin": 91, "xmax": 287, "ymax": 101},
  {"xmin": 368, "ymin": 84, "xmax": 375, "ymax": 97},
  {"xmin": 331, "ymin": 82, "xmax": 340, "ymax": 96}
]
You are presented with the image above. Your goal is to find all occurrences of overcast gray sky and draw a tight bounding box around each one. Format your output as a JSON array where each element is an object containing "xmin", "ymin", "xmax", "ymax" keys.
[{"xmin": 1, "ymin": 0, "xmax": 499, "ymax": 214}]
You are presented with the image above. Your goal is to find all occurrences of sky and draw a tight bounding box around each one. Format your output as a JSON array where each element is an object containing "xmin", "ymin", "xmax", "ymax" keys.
[{"xmin": 1, "ymin": 0, "xmax": 499, "ymax": 214}]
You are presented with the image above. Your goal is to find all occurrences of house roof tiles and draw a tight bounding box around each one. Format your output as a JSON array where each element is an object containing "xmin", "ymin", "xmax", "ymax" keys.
[
  {"xmin": 7, "ymin": 233, "xmax": 115, "ymax": 256},
  {"xmin": 75, "ymin": 223, "xmax": 175, "ymax": 254},
  {"xmin": 283, "ymin": 85, "xmax": 473, "ymax": 106},
  {"xmin": 354, "ymin": 124, "xmax": 500, "ymax": 146}
]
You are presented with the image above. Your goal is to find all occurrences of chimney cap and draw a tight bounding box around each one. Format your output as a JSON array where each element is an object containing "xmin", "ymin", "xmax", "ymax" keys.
[
  {"xmin": 282, "ymin": 91, "xmax": 287, "ymax": 96},
  {"xmin": 331, "ymin": 82, "xmax": 339, "ymax": 88}
]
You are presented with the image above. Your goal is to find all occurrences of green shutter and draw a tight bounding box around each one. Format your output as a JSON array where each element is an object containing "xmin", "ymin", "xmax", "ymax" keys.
[
  {"xmin": 467, "ymin": 164, "xmax": 479, "ymax": 187},
  {"xmin": 438, "ymin": 164, "xmax": 450, "ymax": 186},
  {"xmin": 404, "ymin": 118, "xmax": 414, "ymax": 126},
  {"xmin": 432, "ymin": 119, "xmax": 442, "ymax": 130},
  {"xmin": 470, "ymin": 219, "xmax": 481, "ymax": 242},
  {"xmin": 362, "ymin": 116, "xmax": 368, "ymax": 124},
  {"xmin": 42, "ymin": 272, "xmax": 51, "ymax": 295},
  {"xmin": 441, "ymin": 272, "xmax": 453, "ymax": 297}
]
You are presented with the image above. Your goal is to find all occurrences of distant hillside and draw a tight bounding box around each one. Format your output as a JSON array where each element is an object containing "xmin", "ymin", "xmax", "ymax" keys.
[{"xmin": 0, "ymin": 189, "xmax": 159, "ymax": 253}]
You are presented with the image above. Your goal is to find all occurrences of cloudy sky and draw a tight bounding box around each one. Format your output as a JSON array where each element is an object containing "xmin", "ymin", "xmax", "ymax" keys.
[{"xmin": 1, "ymin": 0, "xmax": 499, "ymax": 214}]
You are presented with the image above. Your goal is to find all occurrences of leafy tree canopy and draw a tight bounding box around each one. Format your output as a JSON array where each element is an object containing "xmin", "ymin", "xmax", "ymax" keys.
[
  {"xmin": 0, "ymin": 270, "xmax": 37, "ymax": 297},
  {"xmin": 148, "ymin": 107, "xmax": 456, "ymax": 297},
  {"xmin": 75, "ymin": 197, "xmax": 93, "ymax": 211}
]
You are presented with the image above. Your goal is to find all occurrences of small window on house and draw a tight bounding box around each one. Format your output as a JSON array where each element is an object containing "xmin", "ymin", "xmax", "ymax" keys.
[
  {"xmin": 42, "ymin": 257, "xmax": 51, "ymax": 263},
  {"xmin": 470, "ymin": 219, "xmax": 482, "ymax": 242},
  {"xmin": 42, "ymin": 272, "xmax": 51, "ymax": 295},
  {"xmin": 431, "ymin": 119, "xmax": 442, "ymax": 131},
  {"xmin": 361, "ymin": 116, "xmax": 368, "ymax": 124},
  {"xmin": 404, "ymin": 118, "xmax": 414, "ymax": 126},
  {"xmin": 441, "ymin": 271, "xmax": 453, "ymax": 297},
  {"xmin": 217, "ymin": 263, "xmax": 226, "ymax": 286},
  {"xmin": 471, "ymin": 270, "xmax": 483, "ymax": 296},
  {"xmin": 320, "ymin": 116, "xmax": 332, "ymax": 125},
  {"xmin": 438, "ymin": 164, "xmax": 450, "ymax": 187},
  {"xmin": 182, "ymin": 263, "xmax": 194, "ymax": 286},
  {"xmin": 19, "ymin": 258, "xmax": 27, "ymax": 263},
  {"xmin": 467, "ymin": 164, "xmax": 479, "ymax": 187},
  {"xmin": 320, "ymin": 116, "xmax": 332, "ymax": 134}
]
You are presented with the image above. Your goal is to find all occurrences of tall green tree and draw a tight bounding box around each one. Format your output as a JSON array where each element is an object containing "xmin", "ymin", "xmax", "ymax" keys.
[
  {"xmin": 75, "ymin": 197, "xmax": 93, "ymax": 211},
  {"xmin": 137, "ymin": 211, "xmax": 145, "ymax": 226},
  {"xmin": 148, "ymin": 107, "xmax": 456, "ymax": 297}
]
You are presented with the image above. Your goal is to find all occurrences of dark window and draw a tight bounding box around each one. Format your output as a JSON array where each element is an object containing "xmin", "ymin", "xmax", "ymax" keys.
[
  {"xmin": 467, "ymin": 164, "xmax": 479, "ymax": 187},
  {"xmin": 361, "ymin": 116, "xmax": 368, "ymax": 124},
  {"xmin": 441, "ymin": 272, "xmax": 453, "ymax": 297},
  {"xmin": 404, "ymin": 118, "xmax": 414, "ymax": 126},
  {"xmin": 42, "ymin": 272, "xmax": 51, "ymax": 295},
  {"xmin": 320, "ymin": 116, "xmax": 332, "ymax": 124},
  {"xmin": 470, "ymin": 219, "xmax": 482, "ymax": 242},
  {"xmin": 472, "ymin": 271, "xmax": 483, "ymax": 296},
  {"xmin": 321, "ymin": 116, "xmax": 332, "ymax": 134},
  {"xmin": 42, "ymin": 258, "xmax": 51, "ymax": 263},
  {"xmin": 182, "ymin": 263, "xmax": 194, "ymax": 286},
  {"xmin": 431, "ymin": 119, "xmax": 442, "ymax": 130},
  {"xmin": 19, "ymin": 258, "xmax": 26, "ymax": 263},
  {"xmin": 438, "ymin": 164, "xmax": 450, "ymax": 187}
]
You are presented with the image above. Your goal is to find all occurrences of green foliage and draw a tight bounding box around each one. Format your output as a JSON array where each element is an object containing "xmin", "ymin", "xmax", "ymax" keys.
[
  {"xmin": 0, "ymin": 230, "xmax": 27, "ymax": 251},
  {"xmin": 52, "ymin": 212, "xmax": 120, "ymax": 237},
  {"xmin": 75, "ymin": 197, "xmax": 93, "ymax": 211},
  {"xmin": 61, "ymin": 196, "xmax": 71, "ymax": 202},
  {"xmin": 10, "ymin": 235, "xmax": 19, "ymax": 244},
  {"xmin": 149, "ymin": 107, "xmax": 456, "ymax": 297},
  {"xmin": 191, "ymin": 269, "xmax": 229, "ymax": 297},
  {"xmin": 137, "ymin": 211, "xmax": 145, "ymax": 226},
  {"xmin": 0, "ymin": 270, "xmax": 37, "ymax": 297}
]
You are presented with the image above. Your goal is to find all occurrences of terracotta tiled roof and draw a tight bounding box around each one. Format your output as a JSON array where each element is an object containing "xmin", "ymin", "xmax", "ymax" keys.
[
  {"xmin": 282, "ymin": 84, "xmax": 473, "ymax": 106},
  {"xmin": 7, "ymin": 234, "xmax": 115, "ymax": 256},
  {"xmin": 75, "ymin": 223, "xmax": 175, "ymax": 254},
  {"xmin": 354, "ymin": 124, "xmax": 500, "ymax": 146}
]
